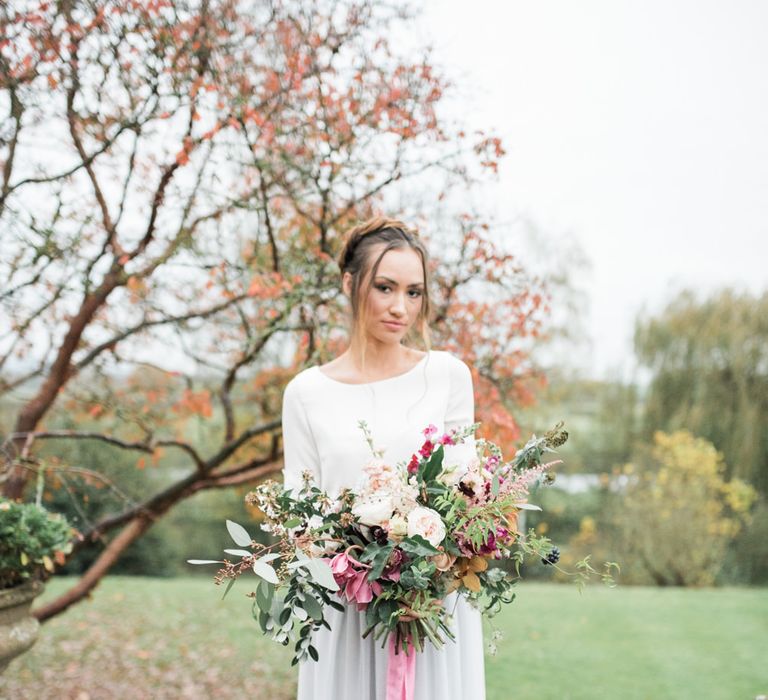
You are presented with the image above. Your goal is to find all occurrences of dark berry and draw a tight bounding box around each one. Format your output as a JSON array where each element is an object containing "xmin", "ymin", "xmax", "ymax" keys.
[
  {"xmin": 542, "ymin": 547, "xmax": 560, "ymax": 566},
  {"xmin": 370, "ymin": 525, "xmax": 389, "ymax": 545}
]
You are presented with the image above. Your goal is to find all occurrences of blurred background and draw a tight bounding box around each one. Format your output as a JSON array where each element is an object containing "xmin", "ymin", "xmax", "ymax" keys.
[{"xmin": 1, "ymin": 1, "xmax": 766, "ymax": 698}]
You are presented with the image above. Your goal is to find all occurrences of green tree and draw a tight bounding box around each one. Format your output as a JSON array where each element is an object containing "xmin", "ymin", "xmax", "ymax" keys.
[
  {"xmin": 611, "ymin": 430, "xmax": 755, "ymax": 586},
  {"xmin": 634, "ymin": 288, "xmax": 768, "ymax": 494}
]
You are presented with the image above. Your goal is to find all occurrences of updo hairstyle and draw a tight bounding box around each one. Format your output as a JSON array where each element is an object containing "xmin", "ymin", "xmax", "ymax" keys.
[{"xmin": 337, "ymin": 217, "xmax": 432, "ymax": 367}]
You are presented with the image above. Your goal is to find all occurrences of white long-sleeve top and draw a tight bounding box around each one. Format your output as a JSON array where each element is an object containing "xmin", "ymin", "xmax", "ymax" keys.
[{"xmin": 281, "ymin": 349, "xmax": 477, "ymax": 497}]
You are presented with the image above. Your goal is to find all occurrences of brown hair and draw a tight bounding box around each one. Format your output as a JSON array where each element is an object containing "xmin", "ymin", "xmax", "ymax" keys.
[{"xmin": 337, "ymin": 216, "xmax": 432, "ymax": 370}]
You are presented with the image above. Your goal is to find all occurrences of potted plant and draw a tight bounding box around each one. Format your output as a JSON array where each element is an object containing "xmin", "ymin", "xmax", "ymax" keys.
[{"xmin": 0, "ymin": 499, "xmax": 72, "ymax": 674}]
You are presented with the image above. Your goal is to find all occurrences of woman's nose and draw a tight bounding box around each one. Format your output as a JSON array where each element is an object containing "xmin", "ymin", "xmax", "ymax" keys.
[{"xmin": 390, "ymin": 293, "xmax": 407, "ymax": 315}]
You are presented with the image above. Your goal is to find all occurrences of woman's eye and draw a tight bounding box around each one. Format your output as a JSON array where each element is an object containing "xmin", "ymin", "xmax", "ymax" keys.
[{"xmin": 375, "ymin": 284, "xmax": 421, "ymax": 298}]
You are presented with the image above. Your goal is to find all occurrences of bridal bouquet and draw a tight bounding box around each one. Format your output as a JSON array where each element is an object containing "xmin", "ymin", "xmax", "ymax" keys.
[{"xmin": 190, "ymin": 420, "xmax": 614, "ymax": 670}]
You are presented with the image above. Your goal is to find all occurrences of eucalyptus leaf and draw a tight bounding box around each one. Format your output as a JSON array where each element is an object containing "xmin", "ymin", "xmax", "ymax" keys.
[
  {"xmin": 221, "ymin": 577, "xmax": 236, "ymax": 600},
  {"xmin": 303, "ymin": 558, "xmax": 340, "ymax": 591},
  {"xmin": 223, "ymin": 549, "xmax": 253, "ymax": 557},
  {"xmin": 270, "ymin": 592, "xmax": 284, "ymax": 621},
  {"xmin": 186, "ymin": 559, "xmax": 222, "ymax": 565},
  {"xmin": 253, "ymin": 559, "xmax": 280, "ymax": 584},
  {"xmin": 226, "ymin": 519, "xmax": 253, "ymax": 547},
  {"xmin": 258, "ymin": 553, "xmax": 282, "ymax": 563},
  {"xmin": 256, "ymin": 580, "xmax": 274, "ymax": 612},
  {"xmin": 302, "ymin": 594, "xmax": 323, "ymax": 621},
  {"xmin": 515, "ymin": 503, "xmax": 543, "ymax": 511}
]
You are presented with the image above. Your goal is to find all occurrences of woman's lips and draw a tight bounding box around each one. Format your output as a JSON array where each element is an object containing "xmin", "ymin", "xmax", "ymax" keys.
[{"xmin": 382, "ymin": 321, "xmax": 405, "ymax": 330}]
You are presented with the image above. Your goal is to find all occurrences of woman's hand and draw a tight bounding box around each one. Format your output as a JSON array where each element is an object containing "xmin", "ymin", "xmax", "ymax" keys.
[{"xmin": 398, "ymin": 597, "xmax": 444, "ymax": 622}]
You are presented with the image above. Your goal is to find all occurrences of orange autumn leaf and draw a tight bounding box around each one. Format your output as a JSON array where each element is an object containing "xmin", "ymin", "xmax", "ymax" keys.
[
  {"xmin": 461, "ymin": 571, "xmax": 481, "ymax": 592},
  {"xmin": 468, "ymin": 556, "xmax": 488, "ymax": 573},
  {"xmin": 173, "ymin": 389, "xmax": 213, "ymax": 418}
]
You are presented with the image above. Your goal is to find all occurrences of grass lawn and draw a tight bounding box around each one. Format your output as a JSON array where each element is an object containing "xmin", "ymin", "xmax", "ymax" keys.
[{"xmin": 1, "ymin": 577, "xmax": 766, "ymax": 699}]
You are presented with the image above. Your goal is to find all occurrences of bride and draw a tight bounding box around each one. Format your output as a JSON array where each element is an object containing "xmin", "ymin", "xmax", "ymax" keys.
[{"xmin": 281, "ymin": 217, "xmax": 486, "ymax": 700}]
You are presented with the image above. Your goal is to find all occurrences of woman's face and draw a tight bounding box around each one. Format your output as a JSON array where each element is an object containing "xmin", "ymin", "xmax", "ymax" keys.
[{"xmin": 346, "ymin": 244, "xmax": 425, "ymax": 345}]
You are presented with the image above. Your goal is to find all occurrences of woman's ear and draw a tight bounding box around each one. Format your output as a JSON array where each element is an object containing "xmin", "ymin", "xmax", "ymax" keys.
[{"xmin": 341, "ymin": 271, "xmax": 352, "ymax": 298}]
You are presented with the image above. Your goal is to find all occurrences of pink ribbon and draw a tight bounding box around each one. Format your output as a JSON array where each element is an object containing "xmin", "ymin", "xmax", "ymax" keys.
[{"xmin": 386, "ymin": 633, "xmax": 416, "ymax": 700}]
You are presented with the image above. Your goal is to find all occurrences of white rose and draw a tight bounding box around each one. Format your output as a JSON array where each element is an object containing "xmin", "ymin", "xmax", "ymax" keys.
[
  {"xmin": 388, "ymin": 514, "xmax": 408, "ymax": 538},
  {"xmin": 406, "ymin": 506, "xmax": 446, "ymax": 547},
  {"xmin": 352, "ymin": 495, "xmax": 395, "ymax": 527},
  {"xmin": 438, "ymin": 463, "xmax": 467, "ymax": 487}
]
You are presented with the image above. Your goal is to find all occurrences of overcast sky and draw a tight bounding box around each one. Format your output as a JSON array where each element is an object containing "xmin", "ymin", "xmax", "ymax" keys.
[{"xmin": 420, "ymin": 0, "xmax": 768, "ymax": 379}]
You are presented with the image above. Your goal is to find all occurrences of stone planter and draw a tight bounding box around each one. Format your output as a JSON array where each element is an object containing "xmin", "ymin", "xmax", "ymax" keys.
[{"xmin": 0, "ymin": 580, "xmax": 44, "ymax": 674}]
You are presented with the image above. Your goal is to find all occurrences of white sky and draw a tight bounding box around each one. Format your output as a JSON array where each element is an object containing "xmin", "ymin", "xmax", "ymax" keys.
[{"xmin": 421, "ymin": 0, "xmax": 768, "ymax": 379}]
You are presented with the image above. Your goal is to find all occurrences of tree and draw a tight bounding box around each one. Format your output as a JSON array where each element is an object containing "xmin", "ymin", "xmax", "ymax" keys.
[
  {"xmin": 0, "ymin": 1, "xmax": 549, "ymax": 620},
  {"xmin": 610, "ymin": 430, "xmax": 755, "ymax": 586},
  {"xmin": 634, "ymin": 288, "xmax": 768, "ymax": 494}
]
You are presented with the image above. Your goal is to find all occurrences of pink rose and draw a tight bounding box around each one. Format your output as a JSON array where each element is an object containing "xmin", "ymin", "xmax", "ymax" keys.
[{"xmin": 406, "ymin": 506, "xmax": 446, "ymax": 547}]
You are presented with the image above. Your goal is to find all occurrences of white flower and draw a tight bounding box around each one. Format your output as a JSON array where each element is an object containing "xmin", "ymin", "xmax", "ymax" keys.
[
  {"xmin": 309, "ymin": 539, "xmax": 341, "ymax": 557},
  {"xmin": 352, "ymin": 495, "xmax": 395, "ymax": 527},
  {"xmin": 358, "ymin": 461, "xmax": 401, "ymax": 495},
  {"xmin": 388, "ymin": 514, "xmax": 408, "ymax": 538},
  {"xmin": 306, "ymin": 515, "xmax": 324, "ymax": 531},
  {"xmin": 406, "ymin": 506, "xmax": 446, "ymax": 547},
  {"xmin": 458, "ymin": 470, "xmax": 483, "ymax": 496},
  {"xmin": 438, "ymin": 463, "xmax": 467, "ymax": 487}
]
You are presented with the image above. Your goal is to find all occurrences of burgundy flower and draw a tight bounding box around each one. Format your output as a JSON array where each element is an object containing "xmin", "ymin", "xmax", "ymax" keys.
[
  {"xmin": 382, "ymin": 547, "xmax": 406, "ymax": 582},
  {"xmin": 477, "ymin": 530, "xmax": 496, "ymax": 556},
  {"xmin": 407, "ymin": 454, "xmax": 420, "ymax": 474},
  {"xmin": 458, "ymin": 529, "xmax": 500, "ymax": 557}
]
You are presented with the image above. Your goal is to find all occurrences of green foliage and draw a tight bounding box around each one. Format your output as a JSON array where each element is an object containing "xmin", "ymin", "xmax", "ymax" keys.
[
  {"xmin": 608, "ymin": 430, "xmax": 756, "ymax": 586},
  {"xmin": 721, "ymin": 498, "xmax": 768, "ymax": 584},
  {"xmin": 0, "ymin": 499, "xmax": 72, "ymax": 589},
  {"xmin": 635, "ymin": 288, "xmax": 768, "ymax": 494}
]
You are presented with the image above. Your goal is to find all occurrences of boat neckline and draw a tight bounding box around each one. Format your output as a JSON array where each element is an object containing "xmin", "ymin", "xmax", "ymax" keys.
[{"xmin": 314, "ymin": 351, "xmax": 431, "ymax": 386}]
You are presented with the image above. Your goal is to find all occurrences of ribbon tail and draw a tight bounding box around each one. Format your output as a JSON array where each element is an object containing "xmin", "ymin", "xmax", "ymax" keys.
[{"xmin": 386, "ymin": 633, "xmax": 417, "ymax": 700}]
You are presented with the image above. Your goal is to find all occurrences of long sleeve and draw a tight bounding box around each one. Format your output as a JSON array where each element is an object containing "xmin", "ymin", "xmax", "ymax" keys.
[
  {"xmin": 281, "ymin": 377, "xmax": 322, "ymax": 493},
  {"xmin": 443, "ymin": 354, "xmax": 478, "ymax": 472}
]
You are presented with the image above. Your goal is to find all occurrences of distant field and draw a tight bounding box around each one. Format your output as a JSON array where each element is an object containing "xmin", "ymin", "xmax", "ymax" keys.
[{"xmin": 1, "ymin": 577, "xmax": 766, "ymax": 699}]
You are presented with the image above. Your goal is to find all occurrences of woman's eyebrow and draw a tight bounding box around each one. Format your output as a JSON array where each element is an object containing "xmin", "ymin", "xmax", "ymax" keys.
[{"xmin": 376, "ymin": 276, "xmax": 424, "ymax": 288}]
